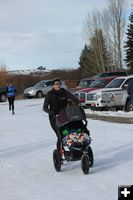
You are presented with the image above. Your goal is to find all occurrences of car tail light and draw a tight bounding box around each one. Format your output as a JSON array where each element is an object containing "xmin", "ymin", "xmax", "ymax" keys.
[
  {"xmin": 91, "ymin": 103, "xmax": 96, "ymax": 107},
  {"xmin": 80, "ymin": 99, "xmax": 85, "ymax": 103}
]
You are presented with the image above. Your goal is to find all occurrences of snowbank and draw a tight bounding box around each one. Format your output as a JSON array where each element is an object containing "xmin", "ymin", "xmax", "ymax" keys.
[
  {"xmin": 85, "ymin": 109, "xmax": 133, "ymax": 118},
  {"xmin": 0, "ymin": 99, "xmax": 133, "ymax": 200}
]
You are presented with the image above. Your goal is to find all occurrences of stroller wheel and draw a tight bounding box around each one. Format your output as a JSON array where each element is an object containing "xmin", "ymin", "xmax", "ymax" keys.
[
  {"xmin": 88, "ymin": 146, "xmax": 94, "ymax": 168},
  {"xmin": 81, "ymin": 154, "xmax": 89, "ymax": 175},
  {"xmin": 53, "ymin": 149, "xmax": 61, "ymax": 172}
]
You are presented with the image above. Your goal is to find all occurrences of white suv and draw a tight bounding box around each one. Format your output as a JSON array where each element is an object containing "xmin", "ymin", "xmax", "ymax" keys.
[{"xmin": 85, "ymin": 75, "xmax": 133, "ymax": 111}]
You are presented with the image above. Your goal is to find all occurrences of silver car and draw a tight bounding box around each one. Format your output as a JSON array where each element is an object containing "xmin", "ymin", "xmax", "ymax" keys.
[{"xmin": 24, "ymin": 80, "xmax": 67, "ymax": 98}]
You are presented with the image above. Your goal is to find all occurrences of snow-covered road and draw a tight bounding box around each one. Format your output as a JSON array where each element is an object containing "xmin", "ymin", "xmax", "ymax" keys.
[{"xmin": 0, "ymin": 99, "xmax": 133, "ymax": 200}]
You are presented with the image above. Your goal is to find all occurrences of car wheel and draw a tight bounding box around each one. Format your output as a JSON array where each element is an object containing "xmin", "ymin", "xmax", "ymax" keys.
[
  {"xmin": 36, "ymin": 91, "xmax": 43, "ymax": 98},
  {"xmin": 0, "ymin": 94, "xmax": 6, "ymax": 102}
]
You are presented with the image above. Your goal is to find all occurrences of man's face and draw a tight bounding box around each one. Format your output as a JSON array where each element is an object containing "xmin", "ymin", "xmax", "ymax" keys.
[{"xmin": 53, "ymin": 81, "xmax": 61, "ymax": 91}]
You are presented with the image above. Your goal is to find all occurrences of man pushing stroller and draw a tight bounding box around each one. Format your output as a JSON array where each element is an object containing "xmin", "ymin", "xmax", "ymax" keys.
[
  {"xmin": 43, "ymin": 78, "xmax": 79, "ymax": 153},
  {"xmin": 43, "ymin": 78, "xmax": 93, "ymax": 174}
]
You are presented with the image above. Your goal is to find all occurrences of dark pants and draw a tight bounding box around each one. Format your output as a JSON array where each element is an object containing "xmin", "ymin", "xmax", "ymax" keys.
[
  {"xmin": 49, "ymin": 115, "xmax": 62, "ymax": 152},
  {"xmin": 8, "ymin": 96, "xmax": 15, "ymax": 113},
  {"xmin": 131, "ymin": 96, "xmax": 133, "ymax": 105}
]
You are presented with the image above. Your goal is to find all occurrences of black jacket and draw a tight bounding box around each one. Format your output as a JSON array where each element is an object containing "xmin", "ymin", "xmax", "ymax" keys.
[
  {"xmin": 127, "ymin": 79, "xmax": 133, "ymax": 98},
  {"xmin": 43, "ymin": 88, "xmax": 79, "ymax": 115}
]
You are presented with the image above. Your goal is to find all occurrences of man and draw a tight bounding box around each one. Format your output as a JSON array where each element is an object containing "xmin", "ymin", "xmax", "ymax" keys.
[
  {"xmin": 43, "ymin": 78, "xmax": 79, "ymax": 153},
  {"xmin": 127, "ymin": 79, "xmax": 133, "ymax": 106},
  {"xmin": 6, "ymin": 82, "xmax": 16, "ymax": 115}
]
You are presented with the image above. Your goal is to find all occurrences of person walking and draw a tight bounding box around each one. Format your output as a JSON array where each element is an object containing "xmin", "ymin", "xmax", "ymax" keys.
[
  {"xmin": 127, "ymin": 79, "xmax": 133, "ymax": 106},
  {"xmin": 43, "ymin": 78, "xmax": 79, "ymax": 153},
  {"xmin": 6, "ymin": 82, "xmax": 16, "ymax": 115}
]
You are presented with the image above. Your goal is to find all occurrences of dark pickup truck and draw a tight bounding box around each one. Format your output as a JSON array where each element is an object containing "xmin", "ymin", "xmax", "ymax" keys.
[{"xmin": 0, "ymin": 87, "xmax": 7, "ymax": 102}]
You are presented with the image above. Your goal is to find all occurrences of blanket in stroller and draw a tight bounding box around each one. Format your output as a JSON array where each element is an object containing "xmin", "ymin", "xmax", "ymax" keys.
[{"xmin": 62, "ymin": 129, "xmax": 91, "ymax": 148}]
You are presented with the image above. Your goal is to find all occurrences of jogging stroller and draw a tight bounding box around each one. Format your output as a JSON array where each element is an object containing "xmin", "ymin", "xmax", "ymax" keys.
[{"xmin": 53, "ymin": 105, "xmax": 94, "ymax": 174}]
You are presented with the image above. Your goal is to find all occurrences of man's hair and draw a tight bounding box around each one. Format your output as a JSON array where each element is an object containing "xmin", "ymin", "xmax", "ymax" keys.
[{"xmin": 52, "ymin": 78, "xmax": 61, "ymax": 86}]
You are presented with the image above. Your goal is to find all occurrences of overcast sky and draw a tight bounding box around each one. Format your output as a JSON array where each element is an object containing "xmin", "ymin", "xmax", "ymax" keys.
[{"xmin": 0, "ymin": 0, "xmax": 132, "ymax": 70}]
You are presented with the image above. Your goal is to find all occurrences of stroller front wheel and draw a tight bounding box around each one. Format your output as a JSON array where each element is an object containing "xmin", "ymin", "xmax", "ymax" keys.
[
  {"xmin": 81, "ymin": 154, "xmax": 89, "ymax": 175},
  {"xmin": 53, "ymin": 149, "xmax": 61, "ymax": 172},
  {"xmin": 88, "ymin": 146, "xmax": 94, "ymax": 168}
]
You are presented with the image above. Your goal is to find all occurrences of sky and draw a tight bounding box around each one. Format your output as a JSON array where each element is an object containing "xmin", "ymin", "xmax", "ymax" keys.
[{"xmin": 0, "ymin": 0, "xmax": 132, "ymax": 70}]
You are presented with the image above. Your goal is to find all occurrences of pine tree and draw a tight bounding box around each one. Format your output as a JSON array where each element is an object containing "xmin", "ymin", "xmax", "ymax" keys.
[
  {"xmin": 90, "ymin": 29, "xmax": 112, "ymax": 72},
  {"xmin": 125, "ymin": 7, "xmax": 133, "ymax": 73},
  {"xmin": 79, "ymin": 29, "xmax": 112, "ymax": 78},
  {"xmin": 79, "ymin": 45, "xmax": 98, "ymax": 78}
]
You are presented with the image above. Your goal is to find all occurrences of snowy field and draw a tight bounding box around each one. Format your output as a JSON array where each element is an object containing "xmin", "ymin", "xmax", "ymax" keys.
[{"xmin": 0, "ymin": 99, "xmax": 133, "ymax": 200}]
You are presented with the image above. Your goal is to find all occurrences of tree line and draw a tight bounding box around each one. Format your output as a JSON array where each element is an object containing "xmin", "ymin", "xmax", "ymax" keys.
[
  {"xmin": 0, "ymin": 67, "xmax": 81, "ymax": 95},
  {"xmin": 79, "ymin": 0, "xmax": 133, "ymax": 78}
]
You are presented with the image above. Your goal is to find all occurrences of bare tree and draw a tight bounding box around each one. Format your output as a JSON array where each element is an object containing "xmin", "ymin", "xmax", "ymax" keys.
[
  {"xmin": 0, "ymin": 63, "xmax": 8, "ymax": 86},
  {"xmin": 84, "ymin": 10, "xmax": 102, "ymax": 42},
  {"xmin": 105, "ymin": 0, "xmax": 126, "ymax": 69},
  {"xmin": 83, "ymin": 10, "xmax": 113, "ymax": 73},
  {"xmin": 83, "ymin": 0, "xmax": 126, "ymax": 72}
]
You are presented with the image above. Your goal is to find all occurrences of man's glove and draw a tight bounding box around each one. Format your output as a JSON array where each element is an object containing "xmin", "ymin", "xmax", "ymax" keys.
[{"xmin": 49, "ymin": 110, "xmax": 56, "ymax": 116}]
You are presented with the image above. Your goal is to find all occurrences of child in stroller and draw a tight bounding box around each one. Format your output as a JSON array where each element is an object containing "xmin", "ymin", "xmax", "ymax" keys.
[{"xmin": 53, "ymin": 105, "xmax": 94, "ymax": 174}]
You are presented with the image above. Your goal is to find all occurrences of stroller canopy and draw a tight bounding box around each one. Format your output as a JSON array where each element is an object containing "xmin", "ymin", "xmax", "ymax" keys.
[{"xmin": 56, "ymin": 105, "xmax": 87, "ymax": 128}]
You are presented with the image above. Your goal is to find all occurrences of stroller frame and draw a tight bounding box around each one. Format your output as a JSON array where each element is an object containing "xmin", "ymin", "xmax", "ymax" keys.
[{"xmin": 53, "ymin": 105, "xmax": 94, "ymax": 174}]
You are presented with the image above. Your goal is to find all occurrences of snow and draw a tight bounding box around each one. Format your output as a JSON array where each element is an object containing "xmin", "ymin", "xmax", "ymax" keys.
[
  {"xmin": 8, "ymin": 69, "xmax": 50, "ymax": 75},
  {"xmin": 85, "ymin": 108, "xmax": 133, "ymax": 118},
  {"xmin": 0, "ymin": 99, "xmax": 133, "ymax": 200}
]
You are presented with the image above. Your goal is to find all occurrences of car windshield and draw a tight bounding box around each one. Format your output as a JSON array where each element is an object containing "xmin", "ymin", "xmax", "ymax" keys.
[
  {"xmin": 79, "ymin": 80, "xmax": 94, "ymax": 88},
  {"xmin": 93, "ymin": 74, "xmax": 102, "ymax": 78},
  {"xmin": 89, "ymin": 79, "xmax": 106, "ymax": 88},
  {"xmin": 94, "ymin": 73, "xmax": 109, "ymax": 78},
  {"xmin": 34, "ymin": 81, "xmax": 46, "ymax": 87},
  {"xmin": 105, "ymin": 78, "xmax": 125, "ymax": 88}
]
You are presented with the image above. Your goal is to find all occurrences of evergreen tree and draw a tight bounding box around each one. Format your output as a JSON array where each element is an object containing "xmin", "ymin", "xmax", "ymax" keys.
[
  {"xmin": 79, "ymin": 45, "xmax": 98, "ymax": 78},
  {"xmin": 125, "ymin": 7, "xmax": 133, "ymax": 73},
  {"xmin": 90, "ymin": 29, "xmax": 112, "ymax": 72},
  {"xmin": 79, "ymin": 29, "xmax": 112, "ymax": 78}
]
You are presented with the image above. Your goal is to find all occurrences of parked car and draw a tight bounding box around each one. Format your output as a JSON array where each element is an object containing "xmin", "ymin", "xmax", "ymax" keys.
[
  {"xmin": 70, "ymin": 78, "xmax": 97, "ymax": 93},
  {"xmin": 85, "ymin": 75, "xmax": 133, "ymax": 111},
  {"xmin": 74, "ymin": 76, "xmax": 118, "ymax": 107},
  {"xmin": 0, "ymin": 87, "xmax": 7, "ymax": 102},
  {"xmin": 102, "ymin": 76, "xmax": 133, "ymax": 111},
  {"xmin": 24, "ymin": 80, "xmax": 67, "ymax": 98},
  {"xmin": 93, "ymin": 71, "xmax": 127, "ymax": 78}
]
